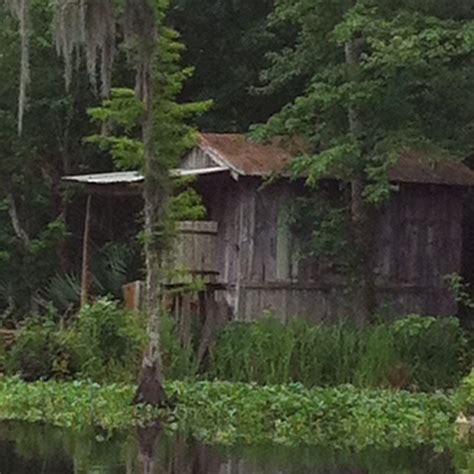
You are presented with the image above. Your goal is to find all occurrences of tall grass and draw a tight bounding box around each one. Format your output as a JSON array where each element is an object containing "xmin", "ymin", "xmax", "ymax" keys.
[{"xmin": 208, "ymin": 316, "xmax": 470, "ymax": 391}]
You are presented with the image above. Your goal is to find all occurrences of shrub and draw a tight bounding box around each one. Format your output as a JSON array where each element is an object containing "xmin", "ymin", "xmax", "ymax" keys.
[
  {"xmin": 3, "ymin": 298, "xmax": 197, "ymax": 384},
  {"xmin": 5, "ymin": 320, "xmax": 80, "ymax": 381},
  {"xmin": 392, "ymin": 315, "xmax": 468, "ymax": 391},
  {"xmin": 72, "ymin": 298, "xmax": 146, "ymax": 382}
]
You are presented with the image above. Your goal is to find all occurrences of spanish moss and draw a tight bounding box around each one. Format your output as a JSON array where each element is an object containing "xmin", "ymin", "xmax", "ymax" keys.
[
  {"xmin": 54, "ymin": 0, "xmax": 116, "ymax": 97},
  {"xmin": 5, "ymin": 0, "xmax": 31, "ymax": 134}
]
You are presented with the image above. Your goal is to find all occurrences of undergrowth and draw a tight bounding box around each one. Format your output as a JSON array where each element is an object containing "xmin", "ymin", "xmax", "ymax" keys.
[{"xmin": 2, "ymin": 300, "xmax": 470, "ymax": 392}]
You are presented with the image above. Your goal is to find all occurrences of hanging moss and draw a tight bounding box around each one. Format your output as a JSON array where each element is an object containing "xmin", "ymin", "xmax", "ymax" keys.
[
  {"xmin": 54, "ymin": 0, "xmax": 116, "ymax": 96},
  {"xmin": 5, "ymin": 0, "xmax": 31, "ymax": 133}
]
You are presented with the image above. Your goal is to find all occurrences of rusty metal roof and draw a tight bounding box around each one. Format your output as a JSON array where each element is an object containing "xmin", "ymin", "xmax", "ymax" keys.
[
  {"xmin": 389, "ymin": 152, "xmax": 474, "ymax": 186},
  {"xmin": 199, "ymin": 133, "xmax": 474, "ymax": 186},
  {"xmin": 199, "ymin": 133, "xmax": 292, "ymax": 176}
]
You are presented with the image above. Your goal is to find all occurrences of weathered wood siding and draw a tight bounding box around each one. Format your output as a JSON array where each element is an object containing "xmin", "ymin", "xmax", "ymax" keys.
[
  {"xmin": 182, "ymin": 148, "xmax": 218, "ymax": 169},
  {"xmin": 374, "ymin": 184, "xmax": 462, "ymax": 315},
  {"xmin": 193, "ymin": 168, "xmax": 462, "ymax": 321},
  {"xmin": 172, "ymin": 221, "xmax": 219, "ymax": 282}
]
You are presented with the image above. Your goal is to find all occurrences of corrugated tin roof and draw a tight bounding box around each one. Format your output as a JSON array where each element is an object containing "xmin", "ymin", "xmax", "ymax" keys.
[
  {"xmin": 63, "ymin": 171, "xmax": 143, "ymax": 185},
  {"xmin": 62, "ymin": 167, "xmax": 228, "ymax": 185},
  {"xmin": 198, "ymin": 133, "xmax": 474, "ymax": 186}
]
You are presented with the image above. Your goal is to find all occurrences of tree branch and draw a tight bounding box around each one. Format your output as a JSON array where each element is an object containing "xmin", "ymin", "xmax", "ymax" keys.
[{"xmin": 7, "ymin": 193, "xmax": 30, "ymax": 247}]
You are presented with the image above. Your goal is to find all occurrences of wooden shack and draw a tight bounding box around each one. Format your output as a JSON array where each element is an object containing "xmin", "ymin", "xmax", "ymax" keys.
[
  {"xmin": 181, "ymin": 134, "xmax": 474, "ymax": 321},
  {"xmin": 62, "ymin": 133, "xmax": 474, "ymax": 322}
]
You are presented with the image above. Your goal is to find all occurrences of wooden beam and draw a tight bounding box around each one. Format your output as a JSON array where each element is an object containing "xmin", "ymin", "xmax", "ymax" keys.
[{"xmin": 81, "ymin": 195, "xmax": 92, "ymax": 307}]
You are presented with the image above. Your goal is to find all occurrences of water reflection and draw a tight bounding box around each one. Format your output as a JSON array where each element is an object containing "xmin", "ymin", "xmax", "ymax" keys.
[{"xmin": 0, "ymin": 422, "xmax": 457, "ymax": 473}]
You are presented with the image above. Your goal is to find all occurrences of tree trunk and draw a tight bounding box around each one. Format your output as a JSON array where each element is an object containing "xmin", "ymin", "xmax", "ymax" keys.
[
  {"xmin": 350, "ymin": 173, "xmax": 376, "ymax": 324},
  {"xmin": 345, "ymin": 36, "xmax": 377, "ymax": 324},
  {"xmin": 80, "ymin": 195, "xmax": 92, "ymax": 307},
  {"xmin": 137, "ymin": 423, "xmax": 161, "ymax": 474},
  {"xmin": 134, "ymin": 55, "xmax": 168, "ymax": 407}
]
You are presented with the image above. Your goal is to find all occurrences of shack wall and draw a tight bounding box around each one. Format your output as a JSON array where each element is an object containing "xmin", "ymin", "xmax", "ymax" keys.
[
  {"xmin": 196, "ymin": 175, "xmax": 462, "ymax": 321},
  {"xmin": 374, "ymin": 184, "xmax": 462, "ymax": 315}
]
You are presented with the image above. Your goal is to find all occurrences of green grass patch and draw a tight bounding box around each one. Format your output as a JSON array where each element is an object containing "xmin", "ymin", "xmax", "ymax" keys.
[{"xmin": 0, "ymin": 378, "xmax": 456, "ymax": 450}]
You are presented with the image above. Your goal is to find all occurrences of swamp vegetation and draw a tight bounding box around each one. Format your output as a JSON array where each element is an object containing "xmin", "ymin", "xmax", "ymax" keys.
[
  {"xmin": 0, "ymin": 378, "xmax": 456, "ymax": 449},
  {"xmin": 0, "ymin": 300, "xmax": 470, "ymax": 391}
]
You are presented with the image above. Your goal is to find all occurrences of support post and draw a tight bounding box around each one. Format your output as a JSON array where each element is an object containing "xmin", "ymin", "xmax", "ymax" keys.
[{"xmin": 81, "ymin": 195, "xmax": 92, "ymax": 307}]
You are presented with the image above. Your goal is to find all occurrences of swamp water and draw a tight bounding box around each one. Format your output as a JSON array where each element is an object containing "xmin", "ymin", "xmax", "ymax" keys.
[{"xmin": 0, "ymin": 422, "xmax": 459, "ymax": 473}]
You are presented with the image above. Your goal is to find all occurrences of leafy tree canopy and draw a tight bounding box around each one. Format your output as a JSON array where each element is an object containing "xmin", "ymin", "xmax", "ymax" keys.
[{"xmin": 254, "ymin": 0, "xmax": 474, "ymax": 203}]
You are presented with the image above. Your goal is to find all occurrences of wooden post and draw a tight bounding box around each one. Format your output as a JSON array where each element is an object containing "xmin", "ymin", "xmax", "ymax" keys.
[{"xmin": 81, "ymin": 195, "xmax": 92, "ymax": 307}]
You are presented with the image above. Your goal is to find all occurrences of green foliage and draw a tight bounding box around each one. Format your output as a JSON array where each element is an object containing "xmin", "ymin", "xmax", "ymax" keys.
[
  {"xmin": 86, "ymin": 11, "xmax": 212, "ymax": 263},
  {"xmin": 0, "ymin": 0, "xmax": 106, "ymax": 316},
  {"xmin": 2, "ymin": 297, "xmax": 200, "ymax": 384},
  {"xmin": 455, "ymin": 370, "xmax": 474, "ymax": 417},
  {"xmin": 4, "ymin": 305, "xmax": 469, "ymax": 392},
  {"xmin": 168, "ymin": 177, "xmax": 206, "ymax": 222},
  {"xmin": 169, "ymin": 381, "xmax": 455, "ymax": 449},
  {"xmin": 0, "ymin": 378, "xmax": 153, "ymax": 432},
  {"xmin": 210, "ymin": 316, "xmax": 469, "ymax": 391},
  {"xmin": 392, "ymin": 315, "xmax": 468, "ymax": 390},
  {"xmin": 0, "ymin": 378, "xmax": 456, "ymax": 450},
  {"xmin": 72, "ymin": 298, "xmax": 147, "ymax": 383},
  {"xmin": 91, "ymin": 242, "xmax": 143, "ymax": 300},
  {"xmin": 255, "ymin": 0, "xmax": 474, "ymax": 203},
  {"xmin": 445, "ymin": 273, "xmax": 474, "ymax": 311},
  {"xmin": 5, "ymin": 320, "xmax": 80, "ymax": 381},
  {"xmin": 86, "ymin": 24, "xmax": 212, "ymax": 173},
  {"xmin": 281, "ymin": 188, "xmax": 355, "ymax": 272}
]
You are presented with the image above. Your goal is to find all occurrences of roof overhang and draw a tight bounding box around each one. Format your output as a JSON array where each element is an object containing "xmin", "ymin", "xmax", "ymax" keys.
[{"xmin": 62, "ymin": 167, "xmax": 229, "ymax": 195}]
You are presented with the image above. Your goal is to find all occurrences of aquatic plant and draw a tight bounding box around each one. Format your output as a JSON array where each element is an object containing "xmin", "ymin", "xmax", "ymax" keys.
[{"xmin": 0, "ymin": 378, "xmax": 456, "ymax": 450}]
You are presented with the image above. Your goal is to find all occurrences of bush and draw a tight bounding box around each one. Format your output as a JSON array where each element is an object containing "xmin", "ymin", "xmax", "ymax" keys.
[
  {"xmin": 209, "ymin": 315, "xmax": 470, "ymax": 391},
  {"xmin": 72, "ymin": 298, "xmax": 147, "ymax": 382},
  {"xmin": 3, "ymin": 298, "xmax": 196, "ymax": 384},
  {"xmin": 392, "ymin": 315, "xmax": 468, "ymax": 391},
  {"xmin": 5, "ymin": 320, "xmax": 80, "ymax": 381}
]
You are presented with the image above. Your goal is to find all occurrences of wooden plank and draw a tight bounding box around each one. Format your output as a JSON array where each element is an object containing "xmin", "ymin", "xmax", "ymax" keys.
[{"xmin": 171, "ymin": 221, "xmax": 219, "ymax": 281}]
